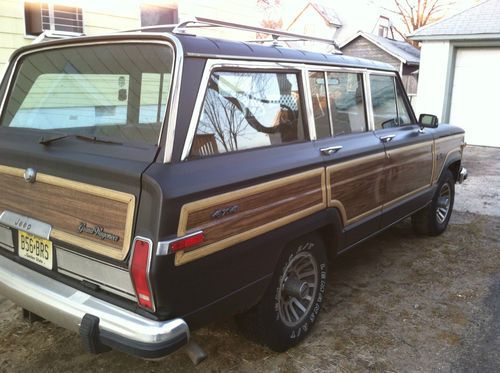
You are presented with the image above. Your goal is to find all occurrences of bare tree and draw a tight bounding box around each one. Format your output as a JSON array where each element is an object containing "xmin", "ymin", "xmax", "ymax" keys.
[
  {"xmin": 198, "ymin": 83, "xmax": 249, "ymax": 152},
  {"xmin": 256, "ymin": 0, "xmax": 283, "ymax": 39},
  {"xmin": 388, "ymin": 0, "xmax": 456, "ymax": 45}
]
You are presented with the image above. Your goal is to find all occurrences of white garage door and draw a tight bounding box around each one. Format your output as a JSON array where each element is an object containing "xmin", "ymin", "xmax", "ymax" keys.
[{"xmin": 449, "ymin": 48, "xmax": 500, "ymax": 147}]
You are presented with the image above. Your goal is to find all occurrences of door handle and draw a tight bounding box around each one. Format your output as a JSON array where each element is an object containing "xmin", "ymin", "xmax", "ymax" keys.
[
  {"xmin": 320, "ymin": 145, "xmax": 343, "ymax": 155},
  {"xmin": 379, "ymin": 135, "xmax": 395, "ymax": 143}
]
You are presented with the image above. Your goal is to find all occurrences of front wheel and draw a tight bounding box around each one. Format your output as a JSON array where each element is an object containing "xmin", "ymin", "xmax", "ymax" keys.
[
  {"xmin": 235, "ymin": 233, "xmax": 328, "ymax": 352},
  {"xmin": 412, "ymin": 169, "xmax": 455, "ymax": 236}
]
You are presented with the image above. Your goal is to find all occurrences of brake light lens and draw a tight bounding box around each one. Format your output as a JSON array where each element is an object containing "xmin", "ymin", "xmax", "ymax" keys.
[
  {"xmin": 130, "ymin": 237, "xmax": 154, "ymax": 310},
  {"xmin": 169, "ymin": 231, "xmax": 205, "ymax": 253}
]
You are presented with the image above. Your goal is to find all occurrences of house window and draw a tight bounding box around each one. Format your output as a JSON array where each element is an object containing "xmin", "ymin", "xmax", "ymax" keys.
[
  {"xmin": 377, "ymin": 16, "xmax": 390, "ymax": 38},
  {"xmin": 140, "ymin": 5, "xmax": 178, "ymax": 27},
  {"xmin": 25, "ymin": 2, "xmax": 83, "ymax": 36}
]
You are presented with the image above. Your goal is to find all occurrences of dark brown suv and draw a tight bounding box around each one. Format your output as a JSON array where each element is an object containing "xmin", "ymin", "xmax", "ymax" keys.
[{"xmin": 0, "ymin": 19, "xmax": 467, "ymax": 360}]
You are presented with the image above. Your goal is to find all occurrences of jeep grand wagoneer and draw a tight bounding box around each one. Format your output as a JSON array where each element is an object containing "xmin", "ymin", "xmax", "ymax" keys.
[{"xmin": 0, "ymin": 19, "xmax": 467, "ymax": 360}]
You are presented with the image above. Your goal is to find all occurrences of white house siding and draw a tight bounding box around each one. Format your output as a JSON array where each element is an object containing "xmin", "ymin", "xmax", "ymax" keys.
[
  {"xmin": 414, "ymin": 41, "xmax": 451, "ymax": 119},
  {"xmin": 0, "ymin": 0, "xmax": 32, "ymax": 72},
  {"xmin": 0, "ymin": 1, "xmax": 141, "ymax": 73},
  {"xmin": 449, "ymin": 48, "xmax": 500, "ymax": 147}
]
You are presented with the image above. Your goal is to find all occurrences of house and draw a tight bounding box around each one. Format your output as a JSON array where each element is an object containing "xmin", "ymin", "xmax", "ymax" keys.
[
  {"xmin": 286, "ymin": 2, "xmax": 342, "ymax": 51},
  {"xmin": 411, "ymin": 0, "xmax": 500, "ymax": 147},
  {"xmin": 340, "ymin": 32, "xmax": 420, "ymax": 98},
  {"xmin": 0, "ymin": 0, "xmax": 263, "ymax": 75}
]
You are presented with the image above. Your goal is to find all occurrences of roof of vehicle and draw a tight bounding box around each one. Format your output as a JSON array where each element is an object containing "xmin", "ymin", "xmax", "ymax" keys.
[
  {"xmin": 8, "ymin": 32, "xmax": 396, "ymax": 72},
  {"xmin": 175, "ymin": 33, "xmax": 396, "ymax": 71}
]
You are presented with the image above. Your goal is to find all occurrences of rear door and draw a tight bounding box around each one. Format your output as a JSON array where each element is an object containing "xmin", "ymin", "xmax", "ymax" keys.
[
  {"xmin": 307, "ymin": 69, "xmax": 386, "ymax": 249},
  {"xmin": 0, "ymin": 39, "xmax": 176, "ymax": 301},
  {"xmin": 369, "ymin": 73, "xmax": 434, "ymax": 227}
]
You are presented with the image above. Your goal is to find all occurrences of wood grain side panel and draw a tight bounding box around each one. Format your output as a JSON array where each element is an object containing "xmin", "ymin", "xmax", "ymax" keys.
[
  {"xmin": 0, "ymin": 166, "xmax": 135, "ymax": 260},
  {"xmin": 384, "ymin": 142, "xmax": 433, "ymax": 203},
  {"xmin": 175, "ymin": 168, "xmax": 326, "ymax": 266},
  {"xmin": 327, "ymin": 152, "xmax": 386, "ymax": 224},
  {"xmin": 433, "ymin": 135, "xmax": 465, "ymax": 184}
]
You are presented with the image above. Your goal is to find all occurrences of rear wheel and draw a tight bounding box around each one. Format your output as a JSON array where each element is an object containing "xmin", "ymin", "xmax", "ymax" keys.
[
  {"xmin": 236, "ymin": 233, "xmax": 328, "ymax": 352},
  {"xmin": 412, "ymin": 169, "xmax": 455, "ymax": 236}
]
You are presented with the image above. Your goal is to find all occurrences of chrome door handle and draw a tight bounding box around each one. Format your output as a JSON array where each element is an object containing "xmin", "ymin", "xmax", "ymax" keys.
[
  {"xmin": 320, "ymin": 145, "xmax": 343, "ymax": 155},
  {"xmin": 379, "ymin": 135, "xmax": 395, "ymax": 143}
]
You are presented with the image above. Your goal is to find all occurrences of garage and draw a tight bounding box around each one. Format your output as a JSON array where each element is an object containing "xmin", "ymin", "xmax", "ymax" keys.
[
  {"xmin": 449, "ymin": 48, "xmax": 500, "ymax": 147},
  {"xmin": 410, "ymin": 0, "xmax": 500, "ymax": 148}
]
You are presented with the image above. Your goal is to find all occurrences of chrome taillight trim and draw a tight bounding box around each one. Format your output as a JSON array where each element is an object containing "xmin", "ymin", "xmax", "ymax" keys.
[
  {"xmin": 157, "ymin": 230, "xmax": 205, "ymax": 256},
  {"xmin": 128, "ymin": 236, "xmax": 156, "ymax": 312}
]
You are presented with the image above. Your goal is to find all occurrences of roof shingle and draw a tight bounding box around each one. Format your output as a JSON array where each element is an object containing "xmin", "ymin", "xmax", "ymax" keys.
[{"xmin": 411, "ymin": 0, "xmax": 500, "ymax": 40}]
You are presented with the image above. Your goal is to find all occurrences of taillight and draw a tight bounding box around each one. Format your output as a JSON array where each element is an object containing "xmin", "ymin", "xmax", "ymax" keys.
[
  {"xmin": 169, "ymin": 231, "xmax": 205, "ymax": 253},
  {"xmin": 130, "ymin": 237, "xmax": 154, "ymax": 311}
]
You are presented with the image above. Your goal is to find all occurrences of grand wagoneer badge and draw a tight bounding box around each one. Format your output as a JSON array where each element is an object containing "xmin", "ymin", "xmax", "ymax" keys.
[{"xmin": 78, "ymin": 222, "xmax": 120, "ymax": 242}]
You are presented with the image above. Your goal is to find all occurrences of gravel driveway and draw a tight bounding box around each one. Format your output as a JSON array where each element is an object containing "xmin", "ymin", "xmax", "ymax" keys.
[{"xmin": 0, "ymin": 146, "xmax": 499, "ymax": 373}]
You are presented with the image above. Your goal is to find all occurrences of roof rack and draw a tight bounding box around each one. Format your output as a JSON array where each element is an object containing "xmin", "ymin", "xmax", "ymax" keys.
[{"xmin": 121, "ymin": 17, "xmax": 341, "ymax": 53}]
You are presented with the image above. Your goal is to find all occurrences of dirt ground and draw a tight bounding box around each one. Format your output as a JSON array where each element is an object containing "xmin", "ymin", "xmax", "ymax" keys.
[{"xmin": 1, "ymin": 146, "xmax": 499, "ymax": 373}]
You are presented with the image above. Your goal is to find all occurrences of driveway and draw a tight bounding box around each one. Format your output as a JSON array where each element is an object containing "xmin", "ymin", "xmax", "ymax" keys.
[{"xmin": 0, "ymin": 146, "xmax": 499, "ymax": 372}]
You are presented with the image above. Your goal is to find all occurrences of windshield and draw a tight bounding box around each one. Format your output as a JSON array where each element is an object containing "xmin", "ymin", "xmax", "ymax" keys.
[{"xmin": 0, "ymin": 42, "xmax": 174, "ymax": 146}]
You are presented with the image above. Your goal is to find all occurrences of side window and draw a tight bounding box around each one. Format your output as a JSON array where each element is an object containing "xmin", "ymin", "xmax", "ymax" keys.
[
  {"xmin": 327, "ymin": 72, "xmax": 367, "ymax": 135},
  {"xmin": 395, "ymin": 82, "xmax": 412, "ymax": 125},
  {"xmin": 190, "ymin": 71, "xmax": 305, "ymax": 157},
  {"xmin": 370, "ymin": 74, "xmax": 413, "ymax": 129},
  {"xmin": 370, "ymin": 75, "xmax": 397, "ymax": 130},
  {"xmin": 308, "ymin": 71, "xmax": 331, "ymax": 139}
]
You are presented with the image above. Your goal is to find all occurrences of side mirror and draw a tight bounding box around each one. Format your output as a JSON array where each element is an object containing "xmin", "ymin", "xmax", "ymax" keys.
[{"xmin": 418, "ymin": 113, "xmax": 439, "ymax": 128}]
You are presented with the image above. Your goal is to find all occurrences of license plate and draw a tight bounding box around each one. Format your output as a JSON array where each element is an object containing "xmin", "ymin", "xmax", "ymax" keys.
[{"xmin": 18, "ymin": 231, "xmax": 53, "ymax": 270}]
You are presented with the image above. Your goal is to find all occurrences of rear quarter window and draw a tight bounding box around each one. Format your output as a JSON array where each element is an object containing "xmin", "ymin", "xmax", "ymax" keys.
[{"xmin": 189, "ymin": 70, "xmax": 306, "ymax": 158}]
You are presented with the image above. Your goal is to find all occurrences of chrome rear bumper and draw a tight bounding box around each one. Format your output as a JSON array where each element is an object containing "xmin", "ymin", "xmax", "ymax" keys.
[
  {"xmin": 459, "ymin": 167, "xmax": 468, "ymax": 184},
  {"xmin": 0, "ymin": 255, "xmax": 189, "ymax": 358}
]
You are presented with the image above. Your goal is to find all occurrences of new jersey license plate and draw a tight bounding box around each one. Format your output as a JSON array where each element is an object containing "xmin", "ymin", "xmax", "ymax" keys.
[{"xmin": 18, "ymin": 231, "xmax": 53, "ymax": 270}]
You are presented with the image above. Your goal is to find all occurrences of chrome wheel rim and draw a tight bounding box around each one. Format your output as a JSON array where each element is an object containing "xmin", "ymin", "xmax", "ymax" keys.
[
  {"xmin": 278, "ymin": 251, "xmax": 318, "ymax": 327},
  {"xmin": 436, "ymin": 183, "xmax": 451, "ymax": 224}
]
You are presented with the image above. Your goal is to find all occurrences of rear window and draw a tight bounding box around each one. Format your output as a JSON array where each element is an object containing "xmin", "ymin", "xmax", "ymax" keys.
[
  {"xmin": 189, "ymin": 71, "xmax": 306, "ymax": 158},
  {"xmin": 0, "ymin": 43, "xmax": 174, "ymax": 146}
]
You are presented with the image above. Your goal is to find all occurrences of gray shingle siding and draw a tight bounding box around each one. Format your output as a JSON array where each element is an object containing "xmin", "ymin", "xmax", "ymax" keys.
[{"xmin": 341, "ymin": 37, "xmax": 401, "ymax": 70}]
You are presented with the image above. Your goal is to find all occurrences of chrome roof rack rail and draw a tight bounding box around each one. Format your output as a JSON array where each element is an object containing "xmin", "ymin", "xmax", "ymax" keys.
[
  {"xmin": 119, "ymin": 17, "xmax": 341, "ymax": 53},
  {"xmin": 174, "ymin": 17, "xmax": 341, "ymax": 52}
]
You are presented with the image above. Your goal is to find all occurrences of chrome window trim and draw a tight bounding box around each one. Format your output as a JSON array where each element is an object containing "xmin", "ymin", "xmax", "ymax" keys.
[
  {"xmin": 365, "ymin": 70, "xmax": 399, "ymax": 132},
  {"xmin": 185, "ymin": 52, "xmax": 396, "ymax": 71},
  {"xmin": 0, "ymin": 34, "xmax": 184, "ymax": 164},
  {"xmin": 364, "ymin": 72, "xmax": 375, "ymax": 131},
  {"xmin": 301, "ymin": 66, "xmax": 317, "ymax": 140},
  {"xmin": 180, "ymin": 59, "xmax": 310, "ymax": 161},
  {"xmin": 323, "ymin": 71, "xmax": 334, "ymax": 136}
]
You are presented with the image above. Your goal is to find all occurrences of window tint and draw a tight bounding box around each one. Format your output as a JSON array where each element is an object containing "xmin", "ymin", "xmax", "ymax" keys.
[
  {"xmin": 327, "ymin": 72, "xmax": 366, "ymax": 136},
  {"xmin": 190, "ymin": 71, "xmax": 305, "ymax": 157},
  {"xmin": 370, "ymin": 75, "xmax": 413, "ymax": 129},
  {"xmin": 309, "ymin": 71, "xmax": 331, "ymax": 139}
]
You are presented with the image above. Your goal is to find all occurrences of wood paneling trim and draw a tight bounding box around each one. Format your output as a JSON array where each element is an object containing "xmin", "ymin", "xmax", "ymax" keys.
[
  {"xmin": 0, "ymin": 165, "xmax": 135, "ymax": 260},
  {"xmin": 327, "ymin": 152, "xmax": 386, "ymax": 225},
  {"xmin": 175, "ymin": 168, "xmax": 326, "ymax": 266}
]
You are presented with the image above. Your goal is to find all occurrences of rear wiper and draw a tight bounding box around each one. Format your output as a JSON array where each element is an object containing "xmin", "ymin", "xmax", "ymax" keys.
[{"xmin": 39, "ymin": 134, "xmax": 122, "ymax": 146}]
